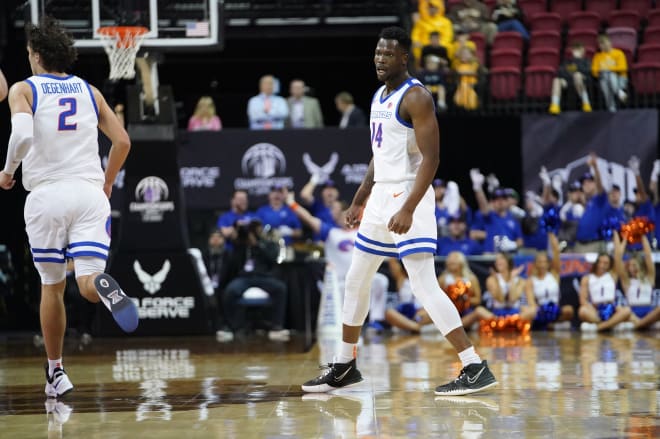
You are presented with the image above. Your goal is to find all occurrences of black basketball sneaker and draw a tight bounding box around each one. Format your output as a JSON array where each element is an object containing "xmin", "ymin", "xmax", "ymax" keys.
[
  {"xmin": 434, "ymin": 360, "xmax": 498, "ymax": 396},
  {"xmin": 301, "ymin": 358, "xmax": 363, "ymax": 393}
]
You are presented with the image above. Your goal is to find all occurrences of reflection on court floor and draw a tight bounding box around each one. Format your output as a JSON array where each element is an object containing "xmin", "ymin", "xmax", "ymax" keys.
[{"xmin": 0, "ymin": 331, "xmax": 658, "ymax": 438}]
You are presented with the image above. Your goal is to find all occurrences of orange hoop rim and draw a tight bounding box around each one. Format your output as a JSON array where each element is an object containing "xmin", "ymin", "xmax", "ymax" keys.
[
  {"xmin": 97, "ymin": 25, "xmax": 149, "ymax": 38},
  {"xmin": 98, "ymin": 26, "xmax": 148, "ymax": 48}
]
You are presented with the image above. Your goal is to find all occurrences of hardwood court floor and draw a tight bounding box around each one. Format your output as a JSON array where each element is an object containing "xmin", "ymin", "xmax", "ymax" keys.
[{"xmin": 0, "ymin": 329, "xmax": 658, "ymax": 439}]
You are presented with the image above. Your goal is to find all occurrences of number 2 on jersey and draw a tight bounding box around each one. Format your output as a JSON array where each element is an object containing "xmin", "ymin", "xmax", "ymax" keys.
[
  {"xmin": 371, "ymin": 122, "xmax": 383, "ymax": 148},
  {"xmin": 58, "ymin": 97, "xmax": 77, "ymax": 131}
]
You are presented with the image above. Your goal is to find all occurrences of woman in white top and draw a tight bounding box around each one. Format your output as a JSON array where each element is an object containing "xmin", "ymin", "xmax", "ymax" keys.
[
  {"xmin": 613, "ymin": 232, "xmax": 660, "ymax": 330},
  {"xmin": 485, "ymin": 253, "xmax": 537, "ymax": 322},
  {"xmin": 578, "ymin": 251, "xmax": 631, "ymax": 332},
  {"xmin": 525, "ymin": 232, "xmax": 574, "ymax": 329},
  {"xmin": 438, "ymin": 251, "xmax": 493, "ymax": 329}
]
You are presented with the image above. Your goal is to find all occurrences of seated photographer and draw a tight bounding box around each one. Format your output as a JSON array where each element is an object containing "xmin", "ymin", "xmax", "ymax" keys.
[{"xmin": 219, "ymin": 218, "xmax": 289, "ymax": 341}]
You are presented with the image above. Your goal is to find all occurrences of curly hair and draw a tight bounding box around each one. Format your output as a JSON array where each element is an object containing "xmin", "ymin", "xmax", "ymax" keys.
[
  {"xmin": 26, "ymin": 16, "xmax": 77, "ymax": 72},
  {"xmin": 378, "ymin": 26, "xmax": 411, "ymax": 53}
]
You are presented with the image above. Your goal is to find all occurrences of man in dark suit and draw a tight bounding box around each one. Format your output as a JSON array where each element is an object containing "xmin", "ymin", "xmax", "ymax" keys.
[
  {"xmin": 335, "ymin": 91, "xmax": 366, "ymax": 128},
  {"xmin": 287, "ymin": 79, "xmax": 324, "ymax": 128}
]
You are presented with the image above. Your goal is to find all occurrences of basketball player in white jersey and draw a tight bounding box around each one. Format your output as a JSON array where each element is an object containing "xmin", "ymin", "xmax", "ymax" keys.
[
  {"xmin": 0, "ymin": 17, "xmax": 139, "ymax": 398},
  {"xmin": 302, "ymin": 27, "xmax": 497, "ymax": 396}
]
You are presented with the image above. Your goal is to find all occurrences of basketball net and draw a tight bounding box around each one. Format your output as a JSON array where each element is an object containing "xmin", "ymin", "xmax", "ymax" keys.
[{"xmin": 98, "ymin": 26, "xmax": 148, "ymax": 80}]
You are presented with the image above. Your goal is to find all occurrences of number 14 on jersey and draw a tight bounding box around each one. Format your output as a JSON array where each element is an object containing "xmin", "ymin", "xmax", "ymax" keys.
[{"xmin": 371, "ymin": 122, "xmax": 383, "ymax": 148}]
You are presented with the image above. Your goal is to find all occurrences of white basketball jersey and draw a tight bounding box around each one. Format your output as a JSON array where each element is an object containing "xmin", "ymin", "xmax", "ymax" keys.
[
  {"xmin": 588, "ymin": 273, "xmax": 616, "ymax": 304},
  {"xmin": 22, "ymin": 74, "xmax": 104, "ymax": 191},
  {"xmin": 324, "ymin": 228, "xmax": 357, "ymax": 280},
  {"xmin": 532, "ymin": 273, "xmax": 560, "ymax": 305},
  {"xmin": 369, "ymin": 78, "xmax": 424, "ymax": 183},
  {"xmin": 625, "ymin": 278, "xmax": 654, "ymax": 306}
]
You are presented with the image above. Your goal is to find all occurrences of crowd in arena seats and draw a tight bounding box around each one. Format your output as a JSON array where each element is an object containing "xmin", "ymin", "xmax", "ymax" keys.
[
  {"xmin": 205, "ymin": 151, "xmax": 660, "ymax": 338},
  {"xmin": 406, "ymin": 0, "xmax": 660, "ymax": 114}
]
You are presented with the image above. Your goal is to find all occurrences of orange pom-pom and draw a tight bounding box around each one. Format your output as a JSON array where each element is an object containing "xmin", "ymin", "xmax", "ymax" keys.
[
  {"xmin": 446, "ymin": 280, "xmax": 472, "ymax": 314},
  {"xmin": 620, "ymin": 217, "xmax": 655, "ymax": 244}
]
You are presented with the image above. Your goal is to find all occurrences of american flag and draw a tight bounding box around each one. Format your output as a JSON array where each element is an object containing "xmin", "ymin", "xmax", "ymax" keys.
[{"xmin": 185, "ymin": 21, "xmax": 210, "ymax": 37}]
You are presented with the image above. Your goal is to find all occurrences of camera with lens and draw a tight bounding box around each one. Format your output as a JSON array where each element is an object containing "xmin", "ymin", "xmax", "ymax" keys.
[{"xmin": 235, "ymin": 218, "xmax": 263, "ymax": 243}]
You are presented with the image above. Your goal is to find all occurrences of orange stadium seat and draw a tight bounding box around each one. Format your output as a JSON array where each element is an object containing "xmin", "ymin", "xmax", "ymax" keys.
[
  {"xmin": 550, "ymin": 0, "xmax": 582, "ymax": 24},
  {"xmin": 525, "ymin": 65, "xmax": 557, "ymax": 98},
  {"xmin": 490, "ymin": 67, "xmax": 522, "ymax": 100},
  {"xmin": 608, "ymin": 10, "xmax": 641, "ymax": 29},
  {"xmin": 530, "ymin": 12, "xmax": 562, "ymax": 32},
  {"xmin": 584, "ymin": 0, "xmax": 617, "ymax": 23},
  {"xmin": 606, "ymin": 27, "xmax": 638, "ymax": 54},
  {"xmin": 519, "ymin": 0, "xmax": 548, "ymax": 24},
  {"xmin": 530, "ymin": 30, "xmax": 562, "ymax": 51},
  {"xmin": 647, "ymin": 10, "xmax": 660, "ymax": 28},
  {"xmin": 528, "ymin": 47, "xmax": 561, "ymax": 67},
  {"xmin": 491, "ymin": 49, "xmax": 523, "ymax": 68},
  {"xmin": 643, "ymin": 26, "xmax": 660, "ymax": 44},
  {"xmin": 619, "ymin": 0, "xmax": 654, "ymax": 19},
  {"xmin": 631, "ymin": 62, "xmax": 660, "ymax": 94},
  {"xmin": 567, "ymin": 29, "xmax": 599, "ymax": 52},
  {"xmin": 568, "ymin": 11, "xmax": 602, "ymax": 32},
  {"xmin": 637, "ymin": 44, "xmax": 660, "ymax": 63},
  {"xmin": 493, "ymin": 31, "xmax": 525, "ymax": 52}
]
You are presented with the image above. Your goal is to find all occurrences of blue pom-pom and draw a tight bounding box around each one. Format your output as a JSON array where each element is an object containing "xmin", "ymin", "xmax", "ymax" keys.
[
  {"xmin": 540, "ymin": 206, "xmax": 561, "ymax": 234},
  {"xmin": 535, "ymin": 302, "xmax": 560, "ymax": 324},
  {"xmin": 597, "ymin": 303, "xmax": 616, "ymax": 321},
  {"xmin": 599, "ymin": 216, "xmax": 622, "ymax": 241}
]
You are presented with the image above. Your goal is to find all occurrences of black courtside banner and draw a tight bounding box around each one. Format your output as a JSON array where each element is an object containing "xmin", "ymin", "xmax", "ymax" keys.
[
  {"xmin": 101, "ymin": 128, "xmax": 372, "ymax": 211},
  {"xmin": 521, "ymin": 109, "xmax": 658, "ymax": 201}
]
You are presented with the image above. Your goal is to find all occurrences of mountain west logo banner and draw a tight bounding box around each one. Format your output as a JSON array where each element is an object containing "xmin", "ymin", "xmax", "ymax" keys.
[
  {"xmin": 129, "ymin": 176, "xmax": 175, "ymax": 222},
  {"xmin": 235, "ymin": 143, "xmax": 293, "ymax": 196}
]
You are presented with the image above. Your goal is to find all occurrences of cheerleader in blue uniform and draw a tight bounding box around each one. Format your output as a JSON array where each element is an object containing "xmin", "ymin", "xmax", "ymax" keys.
[
  {"xmin": 526, "ymin": 232, "xmax": 574, "ymax": 330},
  {"xmin": 484, "ymin": 252, "xmax": 537, "ymax": 322},
  {"xmin": 578, "ymin": 251, "xmax": 631, "ymax": 332},
  {"xmin": 613, "ymin": 232, "xmax": 660, "ymax": 330}
]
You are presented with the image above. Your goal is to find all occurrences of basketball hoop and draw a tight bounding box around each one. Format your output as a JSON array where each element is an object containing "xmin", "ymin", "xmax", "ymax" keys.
[{"xmin": 98, "ymin": 26, "xmax": 148, "ymax": 80}]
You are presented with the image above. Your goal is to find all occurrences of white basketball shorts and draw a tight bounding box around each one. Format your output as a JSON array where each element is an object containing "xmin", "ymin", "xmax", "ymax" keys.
[
  {"xmin": 25, "ymin": 179, "xmax": 111, "ymax": 284},
  {"xmin": 355, "ymin": 181, "xmax": 437, "ymax": 258}
]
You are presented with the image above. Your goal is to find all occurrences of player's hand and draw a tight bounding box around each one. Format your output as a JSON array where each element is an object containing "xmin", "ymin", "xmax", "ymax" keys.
[
  {"xmin": 345, "ymin": 204, "xmax": 363, "ymax": 228},
  {"xmin": 0, "ymin": 171, "xmax": 16, "ymax": 190},
  {"xmin": 103, "ymin": 182, "xmax": 113, "ymax": 198},
  {"xmin": 388, "ymin": 209, "xmax": 413, "ymax": 235}
]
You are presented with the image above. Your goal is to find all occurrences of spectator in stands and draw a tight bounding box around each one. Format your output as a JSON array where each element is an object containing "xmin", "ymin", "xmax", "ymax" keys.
[
  {"xmin": 649, "ymin": 160, "xmax": 660, "ymax": 246},
  {"xmin": 0, "ymin": 68, "xmax": 7, "ymax": 102},
  {"xmin": 299, "ymin": 177, "xmax": 340, "ymax": 228},
  {"xmin": 549, "ymin": 43, "xmax": 593, "ymax": 115},
  {"xmin": 287, "ymin": 79, "xmax": 324, "ymax": 128},
  {"xmin": 205, "ymin": 229, "xmax": 226, "ymax": 292},
  {"xmin": 335, "ymin": 91, "xmax": 366, "ymax": 128},
  {"xmin": 448, "ymin": 0, "xmax": 498, "ymax": 44},
  {"xmin": 437, "ymin": 214, "xmax": 483, "ymax": 256},
  {"xmin": 204, "ymin": 229, "xmax": 228, "ymax": 339},
  {"xmin": 411, "ymin": 0, "xmax": 454, "ymax": 65},
  {"xmin": 491, "ymin": 0, "xmax": 529, "ymax": 40},
  {"xmin": 286, "ymin": 195, "xmax": 390, "ymax": 332},
  {"xmin": 187, "ymin": 96, "xmax": 222, "ymax": 131},
  {"xmin": 438, "ymin": 251, "xmax": 493, "ymax": 329},
  {"xmin": 470, "ymin": 169, "xmax": 523, "ymax": 253},
  {"xmin": 592, "ymin": 35, "xmax": 628, "ymax": 112},
  {"xmin": 627, "ymin": 155, "xmax": 654, "ymax": 221},
  {"xmin": 247, "ymin": 74, "xmax": 289, "ymax": 130},
  {"xmin": 578, "ymin": 252, "xmax": 631, "ymax": 332},
  {"xmin": 613, "ymin": 232, "xmax": 659, "ymax": 330},
  {"xmin": 420, "ymin": 31, "xmax": 450, "ymax": 69},
  {"xmin": 483, "ymin": 252, "xmax": 536, "ymax": 321},
  {"xmin": 527, "ymin": 232, "xmax": 574, "ymax": 330},
  {"xmin": 521, "ymin": 190, "xmax": 549, "ymax": 251},
  {"xmin": 218, "ymin": 218, "xmax": 290, "ymax": 341},
  {"xmin": 418, "ymin": 0, "xmax": 446, "ymax": 19},
  {"xmin": 417, "ymin": 54, "xmax": 447, "ymax": 111},
  {"xmin": 434, "ymin": 179, "xmax": 470, "ymax": 237},
  {"xmin": 255, "ymin": 185, "xmax": 303, "ymax": 245},
  {"xmin": 449, "ymin": 30, "xmax": 477, "ymax": 62},
  {"xmin": 217, "ymin": 190, "xmax": 253, "ymax": 245},
  {"xmin": 575, "ymin": 155, "xmax": 609, "ymax": 253},
  {"xmin": 559, "ymin": 180, "xmax": 585, "ymax": 246},
  {"xmin": 452, "ymin": 46, "xmax": 481, "ymax": 111}
]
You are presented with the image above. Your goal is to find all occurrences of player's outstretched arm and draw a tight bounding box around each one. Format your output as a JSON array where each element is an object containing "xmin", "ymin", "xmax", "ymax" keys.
[
  {"xmin": 1, "ymin": 82, "xmax": 34, "ymax": 190},
  {"xmin": 387, "ymin": 86, "xmax": 438, "ymax": 234},
  {"xmin": 93, "ymin": 87, "xmax": 130, "ymax": 198}
]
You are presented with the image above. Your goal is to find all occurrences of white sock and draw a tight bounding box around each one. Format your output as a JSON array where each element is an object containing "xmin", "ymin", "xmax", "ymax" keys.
[
  {"xmin": 551, "ymin": 95, "xmax": 560, "ymax": 106},
  {"xmin": 581, "ymin": 91, "xmax": 590, "ymax": 105},
  {"xmin": 457, "ymin": 347, "xmax": 481, "ymax": 368},
  {"xmin": 338, "ymin": 341, "xmax": 357, "ymax": 363},
  {"xmin": 48, "ymin": 358, "xmax": 63, "ymax": 376}
]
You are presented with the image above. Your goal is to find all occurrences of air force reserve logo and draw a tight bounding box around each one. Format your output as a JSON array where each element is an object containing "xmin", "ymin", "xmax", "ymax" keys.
[
  {"xmin": 235, "ymin": 143, "xmax": 292, "ymax": 195},
  {"xmin": 134, "ymin": 259, "xmax": 171, "ymax": 294},
  {"xmin": 129, "ymin": 176, "xmax": 175, "ymax": 222}
]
